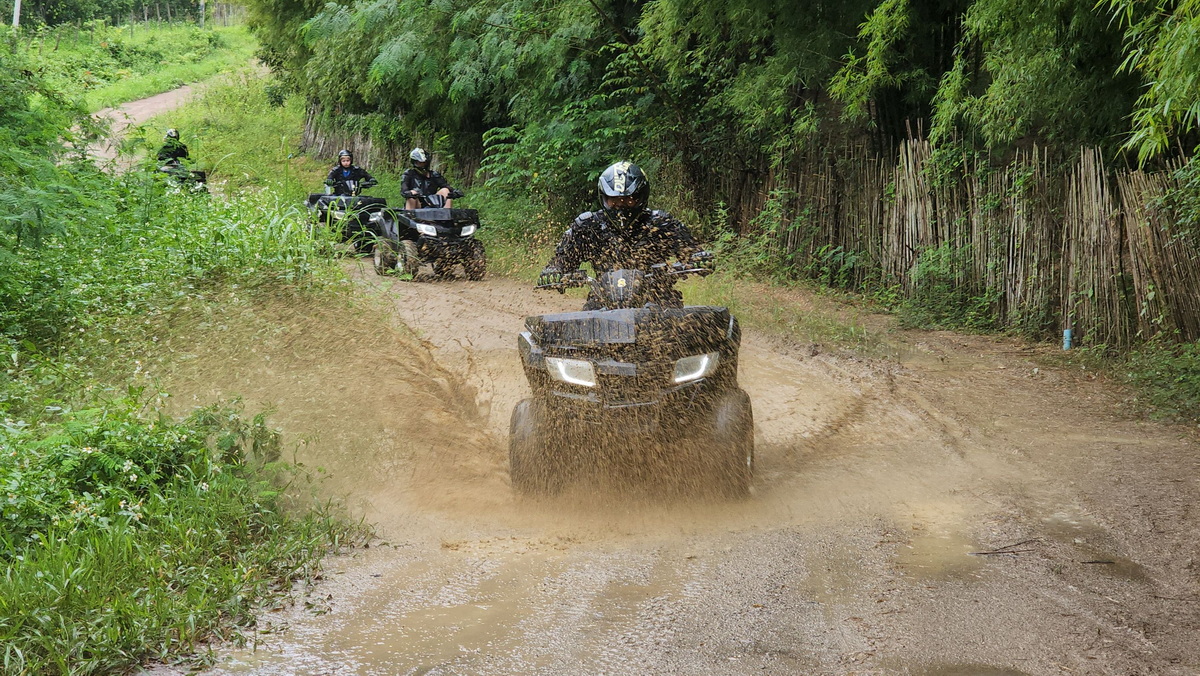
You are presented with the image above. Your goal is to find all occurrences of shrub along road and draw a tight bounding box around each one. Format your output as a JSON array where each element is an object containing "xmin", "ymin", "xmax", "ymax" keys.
[{"xmin": 142, "ymin": 264, "xmax": 1199, "ymax": 675}]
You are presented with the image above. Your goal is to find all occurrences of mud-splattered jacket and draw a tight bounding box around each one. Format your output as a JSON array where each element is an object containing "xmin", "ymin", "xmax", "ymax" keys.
[{"xmin": 547, "ymin": 209, "xmax": 700, "ymax": 274}]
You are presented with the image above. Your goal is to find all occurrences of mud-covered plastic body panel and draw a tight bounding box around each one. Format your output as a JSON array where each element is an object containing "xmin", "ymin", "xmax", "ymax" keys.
[
  {"xmin": 519, "ymin": 306, "xmax": 741, "ymax": 430},
  {"xmin": 375, "ymin": 206, "xmax": 483, "ymax": 263}
]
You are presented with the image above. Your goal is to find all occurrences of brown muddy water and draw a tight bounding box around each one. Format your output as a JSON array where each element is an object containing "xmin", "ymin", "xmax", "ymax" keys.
[{"xmin": 143, "ymin": 270, "xmax": 1200, "ymax": 675}]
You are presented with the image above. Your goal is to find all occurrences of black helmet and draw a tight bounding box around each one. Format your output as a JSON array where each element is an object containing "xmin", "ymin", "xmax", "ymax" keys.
[
  {"xmin": 410, "ymin": 147, "xmax": 430, "ymax": 172},
  {"xmin": 597, "ymin": 161, "xmax": 650, "ymax": 228},
  {"xmin": 165, "ymin": 128, "xmax": 180, "ymax": 140},
  {"xmin": 337, "ymin": 149, "xmax": 352, "ymax": 161}
]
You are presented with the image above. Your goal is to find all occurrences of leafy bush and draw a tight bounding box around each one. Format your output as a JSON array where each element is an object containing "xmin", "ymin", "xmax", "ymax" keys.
[
  {"xmin": 1124, "ymin": 336, "xmax": 1200, "ymax": 421},
  {"xmin": 0, "ymin": 397, "xmax": 358, "ymax": 674}
]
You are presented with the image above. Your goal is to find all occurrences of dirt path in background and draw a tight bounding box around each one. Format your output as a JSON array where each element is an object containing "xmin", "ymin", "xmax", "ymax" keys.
[
  {"xmin": 144, "ymin": 261, "xmax": 1200, "ymax": 675},
  {"xmin": 89, "ymin": 85, "xmax": 195, "ymax": 165}
]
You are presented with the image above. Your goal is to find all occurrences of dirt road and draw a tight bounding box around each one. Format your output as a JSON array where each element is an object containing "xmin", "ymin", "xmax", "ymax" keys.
[
  {"xmin": 145, "ymin": 261, "xmax": 1200, "ymax": 675},
  {"xmin": 90, "ymin": 85, "xmax": 195, "ymax": 165}
]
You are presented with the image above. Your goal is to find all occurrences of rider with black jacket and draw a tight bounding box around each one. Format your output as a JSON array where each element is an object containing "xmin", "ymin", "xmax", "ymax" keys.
[
  {"xmin": 401, "ymin": 147, "xmax": 456, "ymax": 208},
  {"xmin": 157, "ymin": 128, "xmax": 189, "ymax": 163},
  {"xmin": 325, "ymin": 150, "xmax": 376, "ymax": 195},
  {"xmin": 539, "ymin": 161, "xmax": 710, "ymax": 309}
]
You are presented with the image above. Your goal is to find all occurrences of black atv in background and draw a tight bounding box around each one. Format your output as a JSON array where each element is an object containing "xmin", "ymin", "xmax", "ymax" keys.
[
  {"xmin": 510, "ymin": 256, "xmax": 753, "ymax": 498},
  {"xmin": 305, "ymin": 179, "xmax": 386, "ymax": 252},
  {"xmin": 157, "ymin": 159, "xmax": 208, "ymax": 193},
  {"xmin": 370, "ymin": 191, "xmax": 486, "ymax": 280}
]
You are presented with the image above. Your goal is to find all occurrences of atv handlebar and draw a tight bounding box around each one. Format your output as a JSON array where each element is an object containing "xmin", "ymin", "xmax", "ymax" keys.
[{"xmin": 535, "ymin": 262, "xmax": 712, "ymax": 292}]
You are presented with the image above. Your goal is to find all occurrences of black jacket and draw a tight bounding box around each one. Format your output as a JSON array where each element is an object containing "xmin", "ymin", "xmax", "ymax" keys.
[
  {"xmin": 548, "ymin": 209, "xmax": 700, "ymax": 273},
  {"xmin": 157, "ymin": 139, "xmax": 189, "ymax": 162},
  {"xmin": 400, "ymin": 167, "xmax": 451, "ymax": 200},
  {"xmin": 326, "ymin": 165, "xmax": 375, "ymax": 195}
]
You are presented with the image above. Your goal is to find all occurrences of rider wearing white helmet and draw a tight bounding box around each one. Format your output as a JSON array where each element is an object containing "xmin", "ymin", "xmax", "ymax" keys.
[{"xmin": 401, "ymin": 147, "xmax": 456, "ymax": 209}]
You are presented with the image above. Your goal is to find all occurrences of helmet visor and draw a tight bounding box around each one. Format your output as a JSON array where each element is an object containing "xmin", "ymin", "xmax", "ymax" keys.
[{"xmin": 602, "ymin": 195, "xmax": 642, "ymax": 210}]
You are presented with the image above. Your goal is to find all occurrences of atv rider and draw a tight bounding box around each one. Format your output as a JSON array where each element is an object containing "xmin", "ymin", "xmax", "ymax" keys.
[
  {"xmin": 538, "ymin": 161, "xmax": 712, "ymax": 310},
  {"xmin": 324, "ymin": 150, "xmax": 377, "ymax": 195},
  {"xmin": 156, "ymin": 128, "xmax": 189, "ymax": 163},
  {"xmin": 401, "ymin": 147, "xmax": 456, "ymax": 209}
]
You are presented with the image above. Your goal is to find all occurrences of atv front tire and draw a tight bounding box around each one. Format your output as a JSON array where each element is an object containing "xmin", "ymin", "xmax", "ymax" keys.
[
  {"xmin": 509, "ymin": 398, "xmax": 560, "ymax": 496},
  {"xmin": 433, "ymin": 258, "xmax": 455, "ymax": 279},
  {"xmin": 398, "ymin": 240, "xmax": 420, "ymax": 277},
  {"xmin": 465, "ymin": 240, "xmax": 487, "ymax": 281},
  {"xmin": 709, "ymin": 389, "xmax": 754, "ymax": 498},
  {"xmin": 373, "ymin": 240, "xmax": 397, "ymax": 275},
  {"xmin": 374, "ymin": 240, "xmax": 420, "ymax": 278}
]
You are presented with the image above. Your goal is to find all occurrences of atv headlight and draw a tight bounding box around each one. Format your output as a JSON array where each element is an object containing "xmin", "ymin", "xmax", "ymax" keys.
[
  {"xmin": 459, "ymin": 224, "xmax": 476, "ymax": 237},
  {"xmin": 369, "ymin": 212, "xmax": 383, "ymax": 223},
  {"xmin": 546, "ymin": 357, "xmax": 597, "ymax": 387},
  {"xmin": 673, "ymin": 352, "xmax": 720, "ymax": 384},
  {"xmin": 331, "ymin": 210, "xmax": 346, "ymax": 219},
  {"xmin": 417, "ymin": 223, "xmax": 438, "ymax": 237}
]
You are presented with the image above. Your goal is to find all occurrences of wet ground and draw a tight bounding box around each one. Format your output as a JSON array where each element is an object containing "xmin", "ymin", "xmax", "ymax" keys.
[{"xmin": 145, "ymin": 263, "xmax": 1200, "ymax": 675}]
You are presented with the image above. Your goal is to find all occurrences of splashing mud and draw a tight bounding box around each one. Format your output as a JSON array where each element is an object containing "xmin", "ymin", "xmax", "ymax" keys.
[{"xmin": 142, "ymin": 269, "xmax": 1200, "ymax": 675}]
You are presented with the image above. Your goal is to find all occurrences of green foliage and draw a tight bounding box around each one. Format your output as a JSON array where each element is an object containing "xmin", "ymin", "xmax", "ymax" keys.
[
  {"xmin": 898, "ymin": 242, "xmax": 1000, "ymax": 331},
  {"xmin": 0, "ymin": 42, "xmax": 356, "ymax": 674},
  {"xmin": 806, "ymin": 244, "xmax": 865, "ymax": 290},
  {"xmin": 1104, "ymin": 0, "xmax": 1200, "ymax": 162},
  {"xmin": 0, "ymin": 398, "xmax": 359, "ymax": 674},
  {"xmin": 1123, "ymin": 335, "xmax": 1200, "ymax": 421},
  {"xmin": 4, "ymin": 0, "xmax": 200, "ymax": 27},
  {"xmin": 84, "ymin": 25, "xmax": 256, "ymax": 112},
  {"xmin": 1, "ymin": 23, "xmax": 241, "ymax": 112},
  {"xmin": 930, "ymin": 0, "xmax": 1137, "ymax": 151},
  {"xmin": 1154, "ymin": 147, "xmax": 1200, "ymax": 248},
  {"xmin": 831, "ymin": 0, "xmax": 915, "ymax": 122}
]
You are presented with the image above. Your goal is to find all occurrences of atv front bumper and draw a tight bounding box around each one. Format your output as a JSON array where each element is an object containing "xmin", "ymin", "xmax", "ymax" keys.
[{"xmin": 417, "ymin": 235, "xmax": 477, "ymax": 261}]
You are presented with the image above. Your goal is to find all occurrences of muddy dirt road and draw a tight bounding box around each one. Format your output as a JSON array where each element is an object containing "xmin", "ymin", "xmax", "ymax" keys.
[{"xmin": 152, "ymin": 263, "xmax": 1200, "ymax": 675}]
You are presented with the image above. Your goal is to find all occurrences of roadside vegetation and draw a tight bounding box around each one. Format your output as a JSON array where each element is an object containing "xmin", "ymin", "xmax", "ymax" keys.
[
  {"xmin": 3, "ymin": 21, "xmax": 254, "ymax": 112},
  {"xmin": 1, "ymin": 33, "xmax": 367, "ymax": 674}
]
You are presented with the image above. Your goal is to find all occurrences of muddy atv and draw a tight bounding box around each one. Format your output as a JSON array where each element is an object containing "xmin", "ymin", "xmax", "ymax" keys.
[
  {"xmin": 510, "ymin": 259, "xmax": 752, "ymax": 497},
  {"xmin": 369, "ymin": 192, "xmax": 486, "ymax": 280},
  {"xmin": 305, "ymin": 179, "xmax": 386, "ymax": 252}
]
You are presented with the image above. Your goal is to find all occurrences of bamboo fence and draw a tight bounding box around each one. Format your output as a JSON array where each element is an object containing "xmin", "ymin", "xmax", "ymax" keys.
[{"xmin": 744, "ymin": 137, "xmax": 1200, "ymax": 346}]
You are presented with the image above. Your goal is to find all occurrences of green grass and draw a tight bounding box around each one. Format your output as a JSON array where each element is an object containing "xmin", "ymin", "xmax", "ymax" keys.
[
  {"xmin": 4, "ymin": 21, "xmax": 254, "ymax": 113},
  {"xmin": 85, "ymin": 25, "xmax": 257, "ymax": 112},
  {"xmin": 137, "ymin": 69, "xmax": 330, "ymax": 195},
  {"xmin": 0, "ymin": 398, "xmax": 365, "ymax": 673}
]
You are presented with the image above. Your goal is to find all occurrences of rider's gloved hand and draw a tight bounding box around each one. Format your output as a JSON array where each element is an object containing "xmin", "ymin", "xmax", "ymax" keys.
[
  {"xmin": 538, "ymin": 266, "xmax": 563, "ymax": 287},
  {"xmin": 324, "ymin": 178, "xmax": 335, "ymax": 187},
  {"xmin": 362, "ymin": 179, "xmax": 378, "ymax": 188}
]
